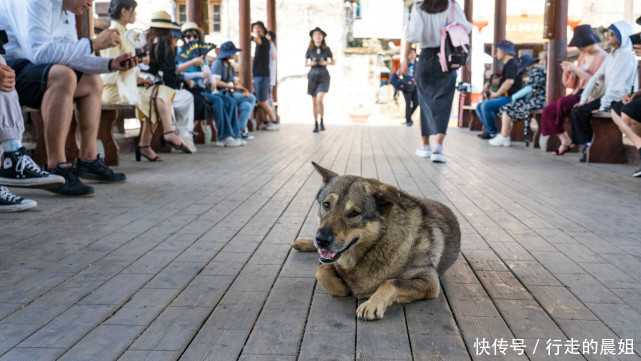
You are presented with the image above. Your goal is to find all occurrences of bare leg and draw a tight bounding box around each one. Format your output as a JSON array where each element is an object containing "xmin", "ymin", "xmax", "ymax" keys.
[
  {"xmin": 258, "ymin": 101, "xmax": 276, "ymax": 122},
  {"xmin": 138, "ymin": 118, "xmax": 161, "ymax": 160},
  {"xmin": 500, "ymin": 113, "xmax": 512, "ymax": 138},
  {"xmin": 74, "ymin": 74, "xmax": 103, "ymax": 161},
  {"xmin": 41, "ymin": 65, "xmax": 77, "ymax": 169},
  {"xmin": 155, "ymin": 98, "xmax": 181, "ymax": 146},
  {"xmin": 612, "ymin": 110, "xmax": 641, "ymax": 149},
  {"xmin": 434, "ymin": 133, "xmax": 445, "ymax": 147},
  {"xmin": 316, "ymin": 92, "xmax": 326, "ymax": 120},
  {"xmin": 558, "ymin": 131, "xmax": 572, "ymax": 146},
  {"xmin": 422, "ymin": 136, "xmax": 430, "ymax": 146},
  {"xmin": 312, "ymin": 96, "xmax": 318, "ymax": 122}
]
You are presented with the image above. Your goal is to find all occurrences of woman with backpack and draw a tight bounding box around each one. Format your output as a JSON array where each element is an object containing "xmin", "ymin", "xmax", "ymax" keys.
[{"xmin": 403, "ymin": 0, "xmax": 472, "ymax": 163}]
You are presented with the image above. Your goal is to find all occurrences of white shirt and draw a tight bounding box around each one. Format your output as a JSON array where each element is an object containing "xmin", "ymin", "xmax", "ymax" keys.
[
  {"xmin": 0, "ymin": 0, "xmax": 111, "ymax": 74},
  {"xmin": 405, "ymin": 1, "xmax": 473, "ymax": 49}
]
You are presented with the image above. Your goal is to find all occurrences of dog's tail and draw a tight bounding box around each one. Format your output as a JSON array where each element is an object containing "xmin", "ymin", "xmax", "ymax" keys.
[{"xmin": 292, "ymin": 238, "xmax": 317, "ymax": 252}]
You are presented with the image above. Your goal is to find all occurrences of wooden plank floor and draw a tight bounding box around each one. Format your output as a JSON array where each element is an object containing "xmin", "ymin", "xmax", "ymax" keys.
[{"xmin": 1, "ymin": 123, "xmax": 640, "ymax": 361}]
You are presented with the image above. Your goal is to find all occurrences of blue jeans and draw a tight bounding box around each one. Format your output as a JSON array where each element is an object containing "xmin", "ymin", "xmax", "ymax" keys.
[
  {"xmin": 476, "ymin": 96, "xmax": 512, "ymax": 134},
  {"xmin": 228, "ymin": 91, "xmax": 257, "ymax": 131},
  {"xmin": 201, "ymin": 92, "xmax": 240, "ymax": 140}
]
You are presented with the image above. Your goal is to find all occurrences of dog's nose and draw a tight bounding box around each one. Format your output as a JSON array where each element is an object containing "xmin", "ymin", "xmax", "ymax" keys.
[{"xmin": 315, "ymin": 231, "xmax": 334, "ymax": 248}]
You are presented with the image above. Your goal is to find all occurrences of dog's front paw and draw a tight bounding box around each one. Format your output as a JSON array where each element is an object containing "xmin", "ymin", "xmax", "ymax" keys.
[
  {"xmin": 356, "ymin": 299, "xmax": 387, "ymax": 320},
  {"xmin": 292, "ymin": 238, "xmax": 316, "ymax": 252}
]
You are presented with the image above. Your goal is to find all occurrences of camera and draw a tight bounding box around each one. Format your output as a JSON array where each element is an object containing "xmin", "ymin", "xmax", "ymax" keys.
[
  {"xmin": 457, "ymin": 82, "xmax": 471, "ymax": 92},
  {"xmin": 0, "ymin": 30, "xmax": 8, "ymax": 55}
]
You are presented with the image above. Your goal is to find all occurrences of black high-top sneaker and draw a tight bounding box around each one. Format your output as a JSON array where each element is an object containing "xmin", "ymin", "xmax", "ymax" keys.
[
  {"xmin": 74, "ymin": 155, "xmax": 126, "ymax": 183},
  {"xmin": 46, "ymin": 162, "xmax": 95, "ymax": 197},
  {"xmin": 0, "ymin": 186, "xmax": 37, "ymax": 212},
  {"xmin": 0, "ymin": 147, "xmax": 65, "ymax": 189},
  {"xmin": 313, "ymin": 121, "xmax": 319, "ymax": 133},
  {"xmin": 320, "ymin": 118, "xmax": 326, "ymax": 131}
]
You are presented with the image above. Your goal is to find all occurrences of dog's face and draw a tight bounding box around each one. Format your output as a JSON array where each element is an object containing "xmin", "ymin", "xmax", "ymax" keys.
[{"xmin": 311, "ymin": 162, "xmax": 404, "ymax": 264}]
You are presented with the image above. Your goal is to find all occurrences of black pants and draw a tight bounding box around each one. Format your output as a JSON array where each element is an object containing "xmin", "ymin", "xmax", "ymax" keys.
[
  {"xmin": 569, "ymin": 99, "xmax": 601, "ymax": 145},
  {"xmin": 402, "ymin": 88, "xmax": 418, "ymax": 123}
]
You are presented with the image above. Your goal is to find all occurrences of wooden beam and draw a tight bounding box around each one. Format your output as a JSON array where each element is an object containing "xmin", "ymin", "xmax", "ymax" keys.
[
  {"xmin": 492, "ymin": 0, "xmax": 506, "ymax": 73},
  {"xmin": 187, "ymin": 0, "xmax": 204, "ymax": 26},
  {"xmin": 463, "ymin": 0, "xmax": 473, "ymax": 106},
  {"xmin": 267, "ymin": 0, "xmax": 277, "ymax": 116},
  {"xmin": 239, "ymin": 0, "xmax": 251, "ymax": 90},
  {"xmin": 546, "ymin": 0, "xmax": 567, "ymax": 103}
]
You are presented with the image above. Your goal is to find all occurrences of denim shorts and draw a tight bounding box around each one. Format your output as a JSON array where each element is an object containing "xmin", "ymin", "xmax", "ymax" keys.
[
  {"xmin": 7, "ymin": 59, "xmax": 82, "ymax": 110},
  {"xmin": 253, "ymin": 75, "xmax": 270, "ymax": 102}
]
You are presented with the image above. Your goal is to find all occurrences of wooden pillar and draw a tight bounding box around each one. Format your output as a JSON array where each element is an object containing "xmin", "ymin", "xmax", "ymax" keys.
[
  {"xmin": 546, "ymin": 0, "xmax": 568, "ymax": 103},
  {"xmin": 463, "ymin": 0, "xmax": 473, "ymax": 106},
  {"xmin": 492, "ymin": 0, "xmax": 506, "ymax": 73},
  {"xmin": 239, "ymin": 0, "xmax": 251, "ymax": 90},
  {"xmin": 267, "ymin": 0, "xmax": 277, "ymax": 115},
  {"xmin": 75, "ymin": 5, "xmax": 94, "ymax": 39},
  {"xmin": 187, "ymin": 0, "xmax": 203, "ymax": 26}
]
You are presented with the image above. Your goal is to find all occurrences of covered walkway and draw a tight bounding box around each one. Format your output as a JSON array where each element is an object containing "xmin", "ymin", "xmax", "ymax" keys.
[{"xmin": 0, "ymin": 123, "xmax": 640, "ymax": 360}]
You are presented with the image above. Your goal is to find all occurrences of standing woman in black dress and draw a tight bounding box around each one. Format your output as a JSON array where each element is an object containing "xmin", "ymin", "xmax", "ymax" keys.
[{"xmin": 306, "ymin": 27, "xmax": 334, "ymax": 133}]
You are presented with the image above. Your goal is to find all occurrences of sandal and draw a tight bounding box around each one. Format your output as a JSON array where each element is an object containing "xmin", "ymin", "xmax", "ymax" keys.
[
  {"xmin": 553, "ymin": 143, "xmax": 575, "ymax": 156},
  {"xmin": 135, "ymin": 145, "xmax": 163, "ymax": 162},
  {"xmin": 160, "ymin": 131, "xmax": 184, "ymax": 150}
]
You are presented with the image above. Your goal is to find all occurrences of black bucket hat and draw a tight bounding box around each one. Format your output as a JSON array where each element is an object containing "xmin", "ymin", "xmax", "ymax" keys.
[
  {"xmin": 309, "ymin": 27, "xmax": 327, "ymax": 38},
  {"xmin": 517, "ymin": 54, "xmax": 540, "ymax": 74},
  {"xmin": 637, "ymin": 16, "xmax": 641, "ymax": 26},
  {"xmin": 251, "ymin": 20, "xmax": 267, "ymax": 33},
  {"xmin": 495, "ymin": 40, "xmax": 515, "ymax": 56},
  {"xmin": 569, "ymin": 24, "xmax": 601, "ymax": 47}
]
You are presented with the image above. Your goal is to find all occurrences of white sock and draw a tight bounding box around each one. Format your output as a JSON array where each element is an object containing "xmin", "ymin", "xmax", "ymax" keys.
[
  {"xmin": 1, "ymin": 140, "xmax": 21, "ymax": 152},
  {"xmin": 433, "ymin": 144, "xmax": 443, "ymax": 154},
  {"xmin": 422, "ymin": 144, "xmax": 432, "ymax": 151}
]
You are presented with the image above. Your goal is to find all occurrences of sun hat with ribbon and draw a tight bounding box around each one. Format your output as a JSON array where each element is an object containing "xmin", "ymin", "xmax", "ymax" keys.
[{"xmin": 150, "ymin": 11, "xmax": 180, "ymax": 30}]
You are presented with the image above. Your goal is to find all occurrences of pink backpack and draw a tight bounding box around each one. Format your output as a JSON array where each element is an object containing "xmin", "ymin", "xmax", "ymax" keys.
[{"xmin": 438, "ymin": 1, "xmax": 470, "ymax": 72}]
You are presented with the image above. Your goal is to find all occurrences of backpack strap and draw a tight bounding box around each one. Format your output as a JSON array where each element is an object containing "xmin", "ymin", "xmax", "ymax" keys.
[{"xmin": 448, "ymin": 0, "xmax": 454, "ymax": 23}]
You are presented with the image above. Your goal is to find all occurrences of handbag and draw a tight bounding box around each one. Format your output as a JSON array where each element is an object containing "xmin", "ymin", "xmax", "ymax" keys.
[
  {"xmin": 438, "ymin": 1, "xmax": 470, "ymax": 72},
  {"xmin": 390, "ymin": 72, "xmax": 416, "ymax": 92},
  {"xmin": 586, "ymin": 74, "xmax": 605, "ymax": 104}
]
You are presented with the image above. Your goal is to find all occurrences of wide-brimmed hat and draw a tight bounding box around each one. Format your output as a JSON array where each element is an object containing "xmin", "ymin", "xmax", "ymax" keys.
[
  {"xmin": 494, "ymin": 40, "xmax": 515, "ymax": 56},
  {"xmin": 251, "ymin": 21, "xmax": 267, "ymax": 33},
  {"xmin": 171, "ymin": 22, "xmax": 183, "ymax": 37},
  {"xmin": 181, "ymin": 21, "xmax": 204, "ymax": 39},
  {"xmin": 150, "ymin": 11, "xmax": 180, "ymax": 30},
  {"xmin": 218, "ymin": 41, "xmax": 241, "ymax": 59},
  {"xmin": 309, "ymin": 27, "xmax": 327, "ymax": 38},
  {"xmin": 569, "ymin": 24, "xmax": 601, "ymax": 47},
  {"xmin": 517, "ymin": 54, "xmax": 540, "ymax": 73}
]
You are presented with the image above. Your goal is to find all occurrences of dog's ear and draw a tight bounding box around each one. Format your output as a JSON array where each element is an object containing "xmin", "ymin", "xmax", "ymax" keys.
[
  {"xmin": 365, "ymin": 183, "xmax": 407, "ymax": 213},
  {"xmin": 311, "ymin": 162, "xmax": 338, "ymax": 184}
]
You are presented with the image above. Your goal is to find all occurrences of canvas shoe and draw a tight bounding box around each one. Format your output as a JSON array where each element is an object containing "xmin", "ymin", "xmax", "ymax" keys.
[
  {"xmin": 430, "ymin": 152, "xmax": 447, "ymax": 163},
  {"xmin": 416, "ymin": 146, "xmax": 432, "ymax": 158},
  {"xmin": 0, "ymin": 186, "xmax": 37, "ymax": 212},
  {"xmin": 240, "ymin": 130, "xmax": 254, "ymax": 140},
  {"xmin": 216, "ymin": 137, "xmax": 243, "ymax": 147},
  {"xmin": 46, "ymin": 162, "xmax": 95, "ymax": 197},
  {"xmin": 265, "ymin": 121, "xmax": 280, "ymax": 131},
  {"xmin": 74, "ymin": 155, "xmax": 126, "ymax": 182},
  {"xmin": 0, "ymin": 147, "xmax": 65, "ymax": 189},
  {"xmin": 633, "ymin": 166, "xmax": 641, "ymax": 177},
  {"xmin": 489, "ymin": 134, "xmax": 511, "ymax": 147},
  {"xmin": 477, "ymin": 132, "xmax": 496, "ymax": 140}
]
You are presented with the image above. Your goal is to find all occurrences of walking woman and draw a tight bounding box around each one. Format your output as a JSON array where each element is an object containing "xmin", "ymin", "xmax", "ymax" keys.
[
  {"xmin": 306, "ymin": 27, "xmax": 334, "ymax": 133},
  {"xmin": 403, "ymin": 0, "xmax": 472, "ymax": 163}
]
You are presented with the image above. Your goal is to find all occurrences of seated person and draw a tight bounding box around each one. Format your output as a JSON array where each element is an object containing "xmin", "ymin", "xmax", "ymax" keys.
[
  {"xmin": 611, "ymin": 16, "xmax": 641, "ymax": 177},
  {"xmin": 0, "ymin": 51, "xmax": 64, "ymax": 212},
  {"xmin": 490, "ymin": 55, "xmax": 546, "ymax": 146},
  {"xmin": 0, "ymin": 0, "xmax": 137, "ymax": 196},
  {"xmin": 540, "ymin": 24, "xmax": 607, "ymax": 155},
  {"xmin": 570, "ymin": 21, "xmax": 637, "ymax": 162},
  {"xmin": 482, "ymin": 72, "xmax": 501, "ymax": 100},
  {"xmin": 211, "ymin": 41, "xmax": 257, "ymax": 140},
  {"xmin": 476, "ymin": 40, "xmax": 523, "ymax": 139}
]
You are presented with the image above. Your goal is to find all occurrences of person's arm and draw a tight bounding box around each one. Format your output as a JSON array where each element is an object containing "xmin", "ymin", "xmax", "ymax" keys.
[
  {"xmin": 599, "ymin": 52, "xmax": 637, "ymax": 112},
  {"xmin": 251, "ymin": 34, "xmax": 263, "ymax": 45},
  {"xmin": 0, "ymin": 63, "xmax": 16, "ymax": 93},
  {"xmin": 401, "ymin": 41, "xmax": 414, "ymax": 75},
  {"xmin": 491, "ymin": 79, "xmax": 514, "ymax": 98},
  {"xmin": 177, "ymin": 56, "xmax": 204, "ymax": 74},
  {"xmin": 452, "ymin": 2, "xmax": 473, "ymax": 33},
  {"xmin": 580, "ymin": 60, "xmax": 606, "ymax": 105}
]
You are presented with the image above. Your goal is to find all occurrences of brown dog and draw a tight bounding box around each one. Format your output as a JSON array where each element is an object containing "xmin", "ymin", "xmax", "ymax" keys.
[{"xmin": 293, "ymin": 162, "xmax": 461, "ymax": 320}]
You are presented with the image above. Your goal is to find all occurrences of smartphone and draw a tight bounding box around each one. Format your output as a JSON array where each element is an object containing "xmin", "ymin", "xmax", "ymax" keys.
[
  {"xmin": 119, "ymin": 52, "xmax": 146, "ymax": 67},
  {"xmin": 629, "ymin": 33, "xmax": 641, "ymax": 46}
]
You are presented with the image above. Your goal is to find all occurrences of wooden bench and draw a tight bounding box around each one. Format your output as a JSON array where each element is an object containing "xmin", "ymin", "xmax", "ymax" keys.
[
  {"xmin": 461, "ymin": 105, "xmax": 483, "ymax": 131},
  {"xmin": 530, "ymin": 109, "xmax": 575, "ymax": 152},
  {"xmin": 588, "ymin": 111, "xmax": 625, "ymax": 163},
  {"xmin": 193, "ymin": 118, "xmax": 218, "ymax": 144},
  {"xmin": 23, "ymin": 103, "xmax": 136, "ymax": 167}
]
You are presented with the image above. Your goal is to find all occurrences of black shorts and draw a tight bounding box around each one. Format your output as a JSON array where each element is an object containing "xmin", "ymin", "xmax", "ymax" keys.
[
  {"xmin": 612, "ymin": 98, "xmax": 641, "ymax": 123},
  {"xmin": 7, "ymin": 59, "xmax": 83, "ymax": 110},
  {"xmin": 307, "ymin": 67, "xmax": 330, "ymax": 96}
]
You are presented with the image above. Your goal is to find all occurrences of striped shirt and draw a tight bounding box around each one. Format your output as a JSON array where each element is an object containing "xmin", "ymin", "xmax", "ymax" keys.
[{"xmin": 211, "ymin": 58, "xmax": 237, "ymax": 85}]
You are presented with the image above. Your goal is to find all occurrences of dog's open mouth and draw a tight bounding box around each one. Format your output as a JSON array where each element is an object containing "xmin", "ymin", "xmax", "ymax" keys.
[{"xmin": 319, "ymin": 237, "xmax": 359, "ymax": 264}]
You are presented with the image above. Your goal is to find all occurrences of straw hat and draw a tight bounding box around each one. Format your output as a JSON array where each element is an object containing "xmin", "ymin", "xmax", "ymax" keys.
[
  {"xmin": 181, "ymin": 21, "xmax": 204, "ymax": 38},
  {"xmin": 150, "ymin": 11, "xmax": 180, "ymax": 30}
]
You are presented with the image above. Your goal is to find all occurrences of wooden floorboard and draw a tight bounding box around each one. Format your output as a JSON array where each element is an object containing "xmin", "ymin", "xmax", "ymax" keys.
[{"xmin": 0, "ymin": 124, "xmax": 640, "ymax": 361}]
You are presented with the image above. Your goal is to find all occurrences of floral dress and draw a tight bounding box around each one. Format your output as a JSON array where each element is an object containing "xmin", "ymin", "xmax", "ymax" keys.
[{"xmin": 498, "ymin": 66, "xmax": 547, "ymax": 120}]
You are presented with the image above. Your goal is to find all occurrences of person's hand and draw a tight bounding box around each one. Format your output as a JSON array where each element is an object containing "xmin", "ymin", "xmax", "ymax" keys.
[
  {"xmin": 141, "ymin": 54, "xmax": 150, "ymax": 65},
  {"xmin": 573, "ymin": 103, "xmax": 583, "ymax": 108},
  {"xmin": 489, "ymin": 91, "xmax": 499, "ymax": 99},
  {"xmin": 93, "ymin": 28, "xmax": 120, "ymax": 51},
  {"xmin": 242, "ymin": 90, "xmax": 250, "ymax": 97},
  {"xmin": 319, "ymin": 59, "xmax": 327, "ymax": 66},
  {"xmin": 191, "ymin": 56, "xmax": 205, "ymax": 67},
  {"xmin": 633, "ymin": 44, "xmax": 641, "ymax": 57},
  {"xmin": 0, "ymin": 64, "xmax": 16, "ymax": 92},
  {"xmin": 203, "ymin": 72, "xmax": 210, "ymax": 82},
  {"xmin": 400, "ymin": 62, "xmax": 409, "ymax": 75},
  {"xmin": 630, "ymin": 92, "xmax": 640, "ymax": 102},
  {"xmin": 591, "ymin": 109, "xmax": 600, "ymax": 114},
  {"xmin": 560, "ymin": 61, "xmax": 574, "ymax": 73},
  {"xmin": 110, "ymin": 52, "xmax": 139, "ymax": 72},
  {"xmin": 137, "ymin": 77, "xmax": 152, "ymax": 88},
  {"xmin": 622, "ymin": 94, "xmax": 631, "ymax": 105}
]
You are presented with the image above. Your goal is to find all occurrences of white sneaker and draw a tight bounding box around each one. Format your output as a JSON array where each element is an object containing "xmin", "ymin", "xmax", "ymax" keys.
[
  {"xmin": 238, "ymin": 139, "xmax": 247, "ymax": 146},
  {"xmin": 265, "ymin": 122, "xmax": 280, "ymax": 131},
  {"xmin": 416, "ymin": 147, "xmax": 432, "ymax": 158},
  {"xmin": 489, "ymin": 134, "xmax": 511, "ymax": 147},
  {"xmin": 430, "ymin": 152, "xmax": 447, "ymax": 163},
  {"xmin": 222, "ymin": 136, "xmax": 243, "ymax": 147}
]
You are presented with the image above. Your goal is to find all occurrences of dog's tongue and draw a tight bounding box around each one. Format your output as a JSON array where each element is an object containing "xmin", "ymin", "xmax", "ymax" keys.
[{"xmin": 320, "ymin": 249, "xmax": 336, "ymax": 259}]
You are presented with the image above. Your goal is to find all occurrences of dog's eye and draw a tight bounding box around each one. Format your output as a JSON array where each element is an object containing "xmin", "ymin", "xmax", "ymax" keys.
[
  {"xmin": 322, "ymin": 202, "xmax": 330, "ymax": 210},
  {"xmin": 347, "ymin": 210, "xmax": 361, "ymax": 218}
]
